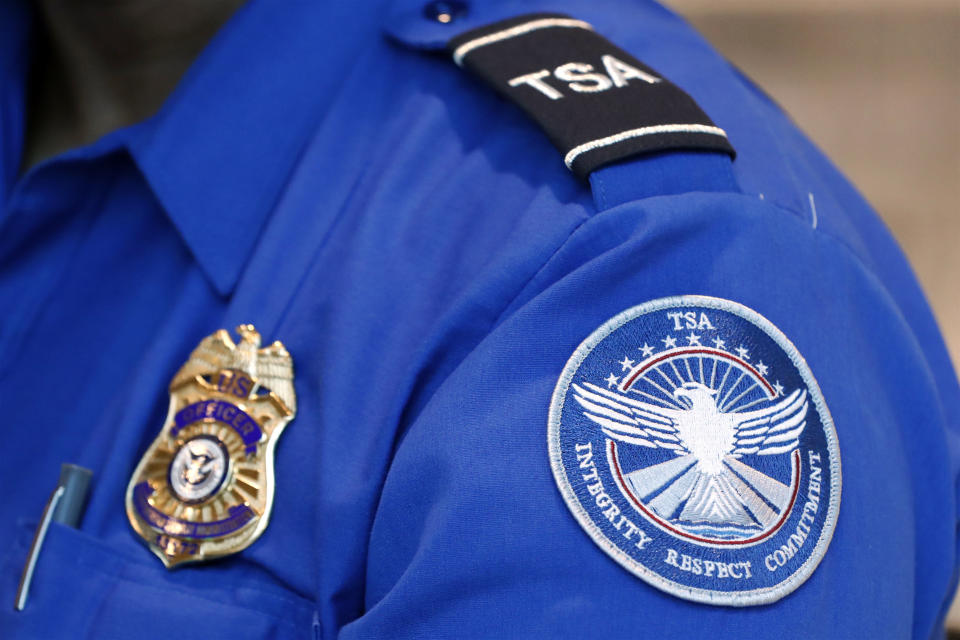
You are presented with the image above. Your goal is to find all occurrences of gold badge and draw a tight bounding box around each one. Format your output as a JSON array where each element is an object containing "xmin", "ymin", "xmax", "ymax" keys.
[{"xmin": 125, "ymin": 325, "xmax": 296, "ymax": 568}]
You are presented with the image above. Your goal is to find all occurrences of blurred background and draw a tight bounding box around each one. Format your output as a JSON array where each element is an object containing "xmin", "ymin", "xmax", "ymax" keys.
[{"xmin": 662, "ymin": 0, "xmax": 960, "ymax": 625}]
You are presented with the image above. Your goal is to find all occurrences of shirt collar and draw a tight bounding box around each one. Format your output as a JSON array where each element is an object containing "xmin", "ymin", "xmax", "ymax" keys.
[{"xmin": 126, "ymin": 0, "xmax": 347, "ymax": 296}]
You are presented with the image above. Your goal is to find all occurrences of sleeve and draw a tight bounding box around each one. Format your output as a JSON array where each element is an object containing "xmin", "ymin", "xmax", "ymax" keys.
[{"xmin": 337, "ymin": 190, "xmax": 960, "ymax": 639}]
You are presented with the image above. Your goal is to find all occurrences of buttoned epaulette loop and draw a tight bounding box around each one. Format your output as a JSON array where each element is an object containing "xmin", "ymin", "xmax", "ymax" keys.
[{"xmin": 446, "ymin": 13, "xmax": 736, "ymax": 180}]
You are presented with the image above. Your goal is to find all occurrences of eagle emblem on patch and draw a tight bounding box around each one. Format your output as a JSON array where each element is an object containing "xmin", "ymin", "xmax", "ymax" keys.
[
  {"xmin": 548, "ymin": 296, "xmax": 840, "ymax": 605},
  {"xmin": 126, "ymin": 325, "xmax": 296, "ymax": 568}
]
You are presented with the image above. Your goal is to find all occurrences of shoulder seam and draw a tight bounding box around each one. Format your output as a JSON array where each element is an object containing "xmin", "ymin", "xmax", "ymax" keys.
[{"xmin": 492, "ymin": 215, "xmax": 592, "ymax": 327}]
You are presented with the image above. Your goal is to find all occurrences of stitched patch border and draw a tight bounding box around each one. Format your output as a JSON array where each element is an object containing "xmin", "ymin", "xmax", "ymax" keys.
[{"xmin": 548, "ymin": 295, "xmax": 841, "ymax": 606}]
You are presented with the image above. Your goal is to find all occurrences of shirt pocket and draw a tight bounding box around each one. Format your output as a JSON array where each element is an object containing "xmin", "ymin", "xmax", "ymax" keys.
[{"xmin": 1, "ymin": 520, "xmax": 316, "ymax": 639}]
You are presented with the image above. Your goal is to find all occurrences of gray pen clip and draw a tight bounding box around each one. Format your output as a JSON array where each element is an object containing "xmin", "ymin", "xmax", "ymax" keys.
[{"xmin": 14, "ymin": 464, "xmax": 93, "ymax": 611}]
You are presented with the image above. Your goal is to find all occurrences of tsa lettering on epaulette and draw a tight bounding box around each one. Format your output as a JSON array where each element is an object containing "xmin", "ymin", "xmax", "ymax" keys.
[
  {"xmin": 549, "ymin": 296, "xmax": 841, "ymax": 605},
  {"xmin": 449, "ymin": 14, "xmax": 735, "ymax": 178},
  {"xmin": 125, "ymin": 325, "xmax": 296, "ymax": 568}
]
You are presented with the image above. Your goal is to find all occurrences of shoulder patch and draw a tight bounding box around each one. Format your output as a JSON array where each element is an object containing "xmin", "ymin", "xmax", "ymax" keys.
[
  {"xmin": 548, "ymin": 296, "xmax": 841, "ymax": 606},
  {"xmin": 449, "ymin": 14, "xmax": 735, "ymax": 179}
]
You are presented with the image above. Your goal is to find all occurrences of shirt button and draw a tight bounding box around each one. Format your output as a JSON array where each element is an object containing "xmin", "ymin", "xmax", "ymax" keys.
[{"xmin": 423, "ymin": 0, "xmax": 468, "ymax": 24}]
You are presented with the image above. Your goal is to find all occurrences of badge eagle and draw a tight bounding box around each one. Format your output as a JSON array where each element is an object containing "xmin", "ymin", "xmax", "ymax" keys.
[
  {"xmin": 125, "ymin": 325, "xmax": 295, "ymax": 568},
  {"xmin": 572, "ymin": 380, "xmax": 807, "ymax": 530}
]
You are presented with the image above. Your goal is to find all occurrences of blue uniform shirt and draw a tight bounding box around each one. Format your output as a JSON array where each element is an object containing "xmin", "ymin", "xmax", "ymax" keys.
[{"xmin": 1, "ymin": 0, "xmax": 958, "ymax": 637}]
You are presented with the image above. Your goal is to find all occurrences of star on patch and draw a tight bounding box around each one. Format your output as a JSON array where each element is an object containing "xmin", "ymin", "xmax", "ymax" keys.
[
  {"xmin": 619, "ymin": 356, "xmax": 635, "ymax": 371},
  {"xmin": 662, "ymin": 335, "xmax": 678, "ymax": 349},
  {"xmin": 639, "ymin": 343, "xmax": 655, "ymax": 358},
  {"xmin": 713, "ymin": 337, "xmax": 726, "ymax": 350},
  {"xmin": 605, "ymin": 373, "xmax": 620, "ymax": 388},
  {"xmin": 756, "ymin": 361, "xmax": 769, "ymax": 376},
  {"xmin": 686, "ymin": 333, "xmax": 702, "ymax": 346},
  {"xmin": 736, "ymin": 346, "xmax": 750, "ymax": 360},
  {"xmin": 773, "ymin": 380, "xmax": 784, "ymax": 396}
]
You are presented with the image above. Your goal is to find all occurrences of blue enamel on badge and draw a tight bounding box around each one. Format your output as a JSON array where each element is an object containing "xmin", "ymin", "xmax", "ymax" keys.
[{"xmin": 549, "ymin": 296, "xmax": 841, "ymax": 606}]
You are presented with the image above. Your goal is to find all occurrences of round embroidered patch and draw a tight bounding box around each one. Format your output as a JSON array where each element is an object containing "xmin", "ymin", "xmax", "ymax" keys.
[{"xmin": 548, "ymin": 295, "xmax": 841, "ymax": 606}]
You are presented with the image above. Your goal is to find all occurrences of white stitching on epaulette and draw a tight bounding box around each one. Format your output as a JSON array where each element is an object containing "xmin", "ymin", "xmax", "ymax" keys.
[
  {"xmin": 808, "ymin": 192, "xmax": 818, "ymax": 229},
  {"xmin": 564, "ymin": 124, "xmax": 729, "ymax": 169},
  {"xmin": 452, "ymin": 18, "xmax": 593, "ymax": 67}
]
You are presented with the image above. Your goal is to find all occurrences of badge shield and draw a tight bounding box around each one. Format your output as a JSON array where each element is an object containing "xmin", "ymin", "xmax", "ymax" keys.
[{"xmin": 126, "ymin": 325, "xmax": 296, "ymax": 568}]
